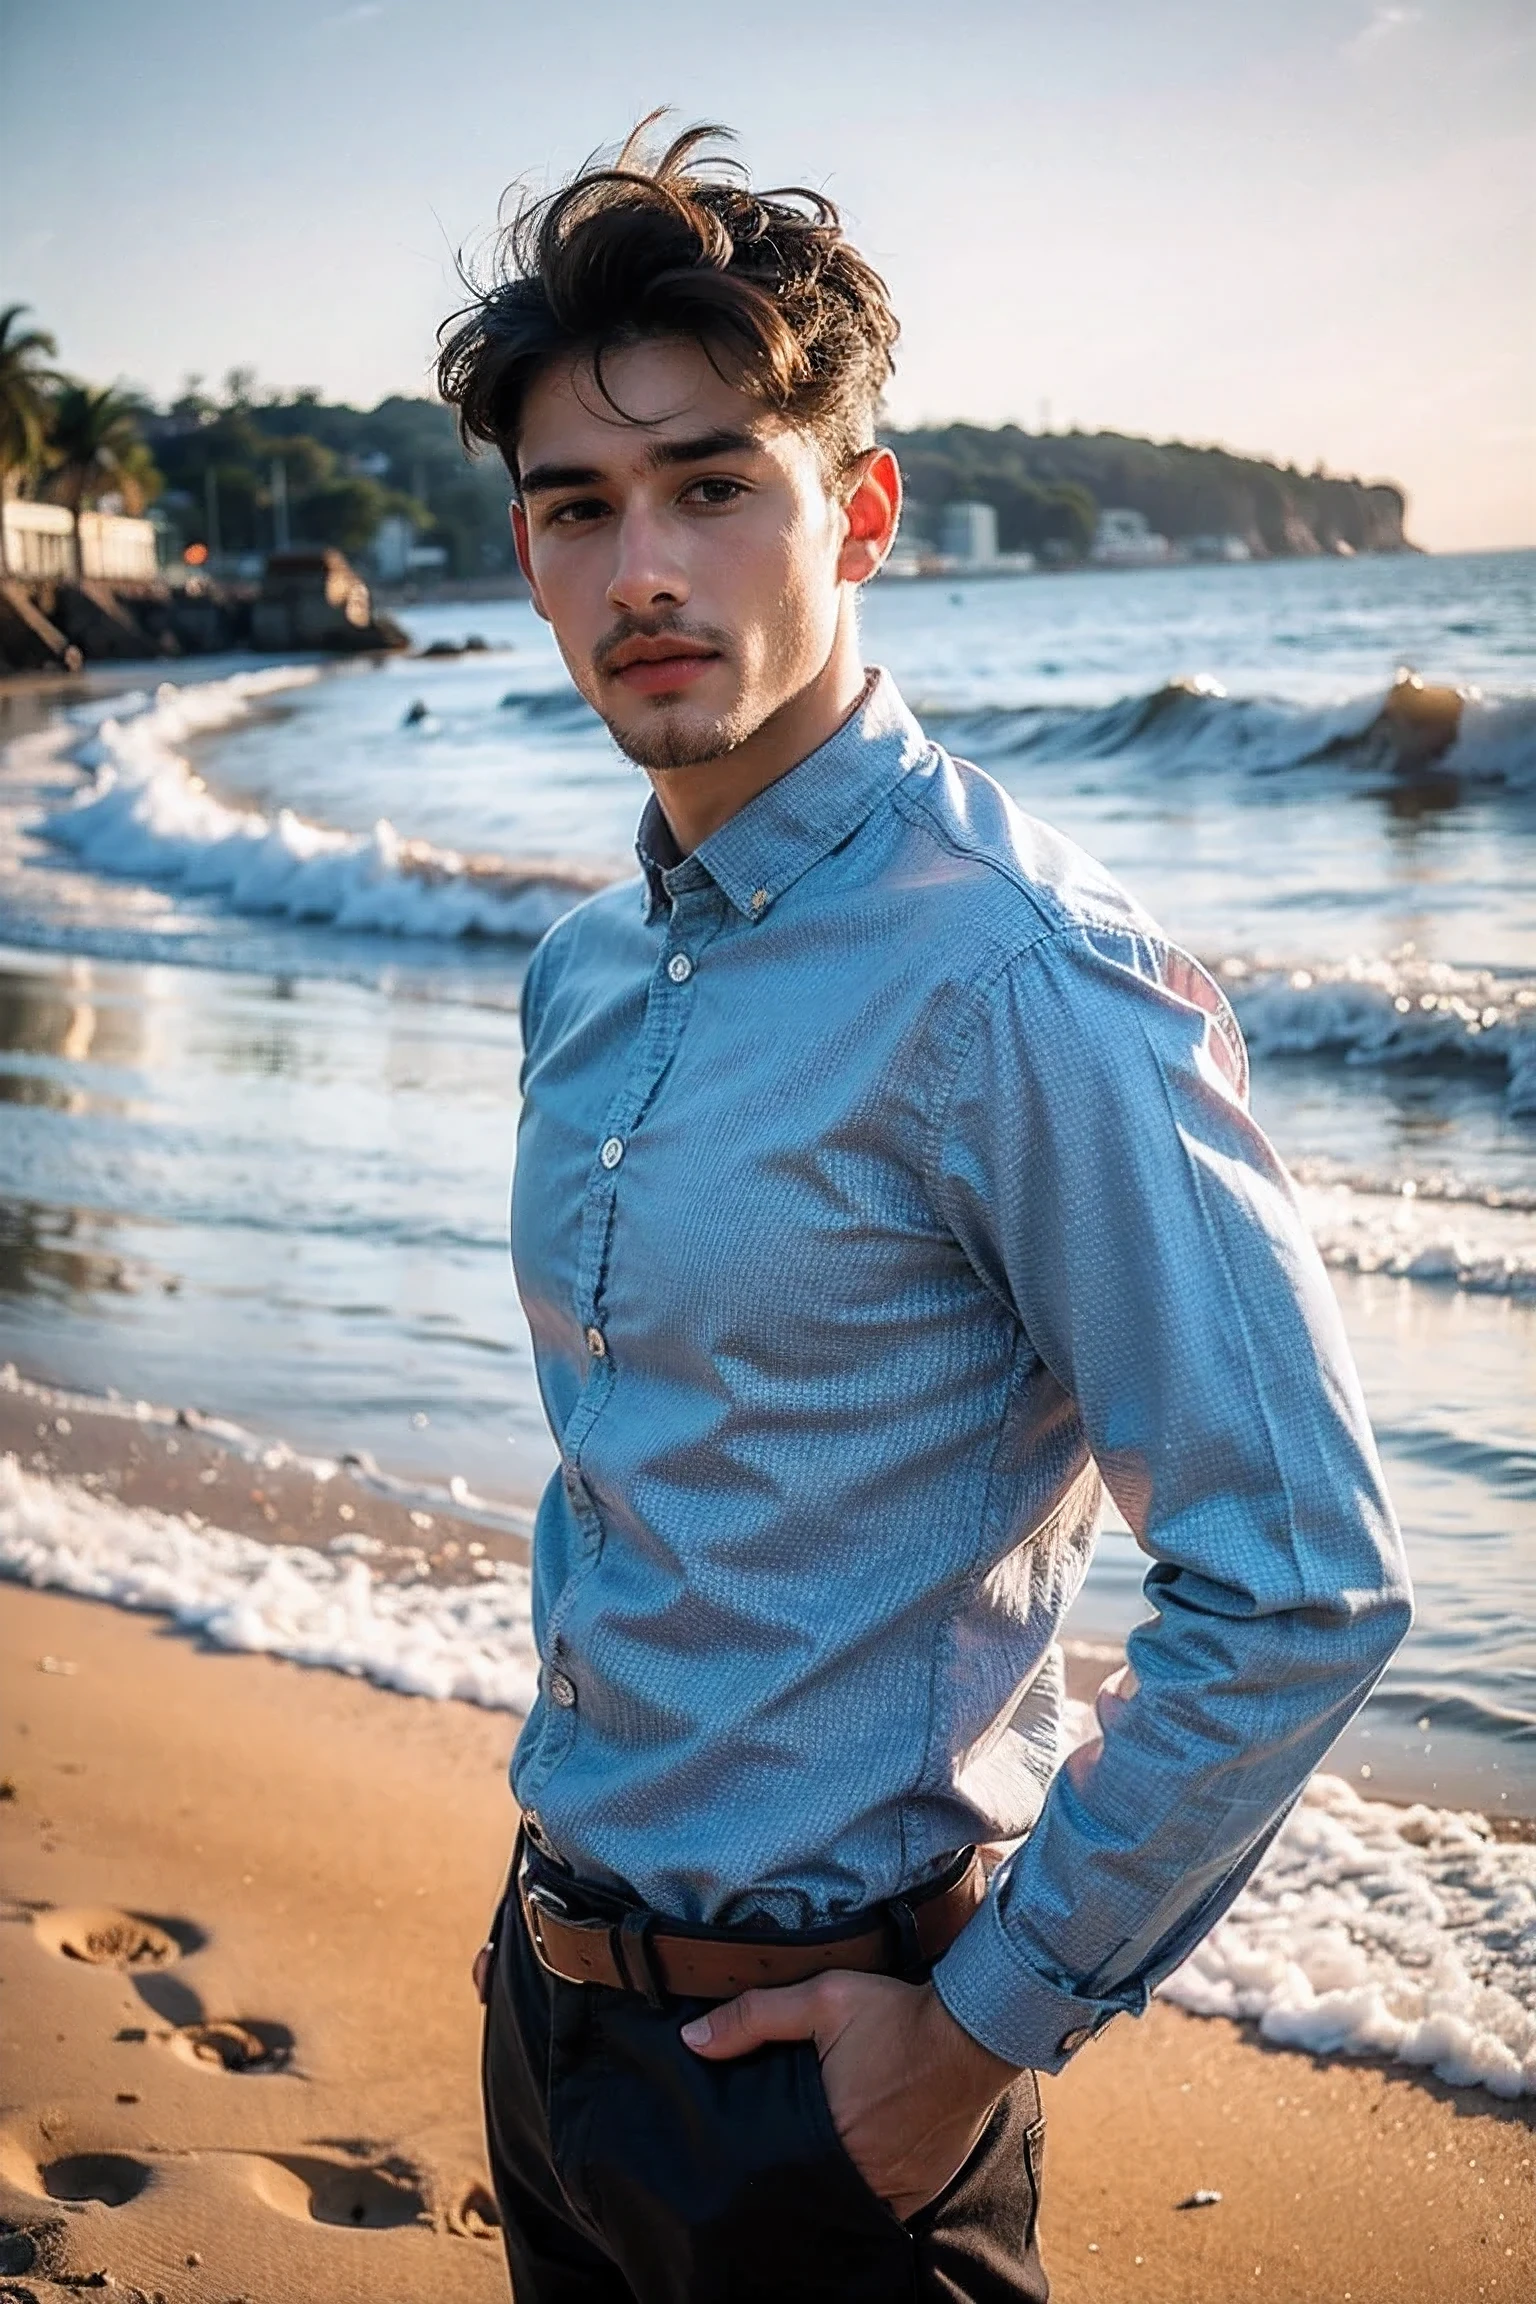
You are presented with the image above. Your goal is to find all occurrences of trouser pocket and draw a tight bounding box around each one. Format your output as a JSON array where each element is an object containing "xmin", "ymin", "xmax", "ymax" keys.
[{"xmin": 566, "ymin": 2000, "xmax": 914, "ymax": 2303}]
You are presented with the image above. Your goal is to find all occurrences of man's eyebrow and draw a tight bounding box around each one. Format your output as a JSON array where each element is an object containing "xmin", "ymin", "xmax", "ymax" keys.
[
  {"xmin": 518, "ymin": 430, "xmax": 767, "ymax": 498},
  {"xmin": 645, "ymin": 427, "xmax": 765, "ymax": 470},
  {"xmin": 517, "ymin": 461, "xmax": 604, "ymax": 498}
]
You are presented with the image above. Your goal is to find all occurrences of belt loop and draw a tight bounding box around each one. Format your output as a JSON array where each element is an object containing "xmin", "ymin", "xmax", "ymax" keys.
[
  {"xmin": 616, "ymin": 1909, "xmax": 667, "ymax": 2009},
  {"xmin": 489, "ymin": 1821, "xmax": 526, "ymax": 1958},
  {"xmin": 886, "ymin": 1896, "xmax": 928, "ymax": 1984}
]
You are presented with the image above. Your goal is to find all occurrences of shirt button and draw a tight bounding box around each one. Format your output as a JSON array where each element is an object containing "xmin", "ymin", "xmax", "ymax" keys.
[
  {"xmin": 599, "ymin": 1136, "xmax": 625, "ymax": 1169},
  {"xmin": 667, "ymin": 952, "xmax": 693, "ymax": 984},
  {"xmin": 585, "ymin": 1326, "xmax": 606, "ymax": 1358},
  {"xmin": 750, "ymin": 888, "xmax": 768, "ymax": 913},
  {"xmin": 548, "ymin": 1670, "xmax": 577, "ymax": 1710},
  {"xmin": 1058, "ymin": 2026, "xmax": 1091, "ymax": 2056}
]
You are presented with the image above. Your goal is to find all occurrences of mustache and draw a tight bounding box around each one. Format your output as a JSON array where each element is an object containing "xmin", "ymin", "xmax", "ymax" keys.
[{"xmin": 592, "ymin": 612, "xmax": 733, "ymax": 680}]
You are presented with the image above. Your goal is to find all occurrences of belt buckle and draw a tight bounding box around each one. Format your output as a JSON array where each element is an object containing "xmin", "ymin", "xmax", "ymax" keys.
[
  {"xmin": 522, "ymin": 1876, "xmax": 620, "ymax": 1983},
  {"xmin": 520, "ymin": 1875, "xmax": 569, "ymax": 1965}
]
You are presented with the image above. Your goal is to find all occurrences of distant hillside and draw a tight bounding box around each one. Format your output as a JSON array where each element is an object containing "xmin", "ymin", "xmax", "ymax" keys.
[
  {"xmin": 882, "ymin": 423, "xmax": 1414, "ymax": 560},
  {"xmin": 134, "ymin": 384, "xmax": 1413, "ymax": 576}
]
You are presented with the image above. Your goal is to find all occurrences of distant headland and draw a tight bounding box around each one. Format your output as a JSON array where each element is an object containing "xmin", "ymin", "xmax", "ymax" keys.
[
  {"xmin": 881, "ymin": 423, "xmax": 1414, "ymax": 573},
  {"xmin": 0, "ymin": 317, "xmax": 1417, "ymax": 673}
]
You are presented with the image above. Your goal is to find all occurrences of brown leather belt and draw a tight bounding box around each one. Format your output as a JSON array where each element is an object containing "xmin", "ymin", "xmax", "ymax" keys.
[{"xmin": 517, "ymin": 1847, "xmax": 986, "ymax": 2004}]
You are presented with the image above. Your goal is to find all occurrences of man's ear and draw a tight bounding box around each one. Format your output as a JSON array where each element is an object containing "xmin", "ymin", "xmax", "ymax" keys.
[
  {"xmin": 510, "ymin": 502, "xmax": 550, "ymax": 621},
  {"xmin": 837, "ymin": 447, "xmax": 902, "ymax": 585}
]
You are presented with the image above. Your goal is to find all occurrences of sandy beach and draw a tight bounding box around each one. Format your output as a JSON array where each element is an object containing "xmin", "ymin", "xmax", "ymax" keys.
[{"xmin": 1, "ymin": 1410, "xmax": 1532, "ymax": 2304}]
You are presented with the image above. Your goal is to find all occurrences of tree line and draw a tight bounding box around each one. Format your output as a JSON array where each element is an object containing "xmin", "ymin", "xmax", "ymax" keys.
[
  {"xmin": 884, "ymin": 423, "xmax": 1411, "ymax": 558},
  {"xmin": 0, "ymin": 309, "xmax": 516, "ymax": 582},
  {"xmin": 1, "ymin": 304, "xmax": 1411, "ymax": 586}
]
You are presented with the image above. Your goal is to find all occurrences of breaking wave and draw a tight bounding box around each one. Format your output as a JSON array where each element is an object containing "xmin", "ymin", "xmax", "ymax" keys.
[
  {"xmin": 38, "ymin": 670, "xmax": 609, "ymax": 944},
  {"xmin": 1218, "ymin": 952, "xmax": 1536, "ymax": 1116},
  {"xmin": 926, "ymin": 673, "xmax": 1536, "ymax": 790}
]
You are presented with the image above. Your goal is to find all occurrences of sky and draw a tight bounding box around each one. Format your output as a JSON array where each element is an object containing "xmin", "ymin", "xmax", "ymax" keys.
[{"xmin": 1, "ymin": 0, "xmax": 1532, "ymax": 551}]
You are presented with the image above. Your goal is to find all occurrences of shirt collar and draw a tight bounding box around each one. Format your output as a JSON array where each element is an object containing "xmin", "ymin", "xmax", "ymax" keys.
[{"xmin": 635, "ymin": 669, "xmax": 927, "ymax": 924}]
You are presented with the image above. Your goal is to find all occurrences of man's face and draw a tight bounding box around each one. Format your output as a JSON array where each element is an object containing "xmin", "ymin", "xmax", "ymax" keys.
[{"xmin": 512, "ymin": 339, "xmax": 857, "ymax": 771}]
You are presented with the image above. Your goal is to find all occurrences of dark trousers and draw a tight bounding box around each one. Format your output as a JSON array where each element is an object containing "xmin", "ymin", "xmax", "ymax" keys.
[{"xmin": 481, "ymin": 1868, "xmax": 1050, "ymax": 2303}]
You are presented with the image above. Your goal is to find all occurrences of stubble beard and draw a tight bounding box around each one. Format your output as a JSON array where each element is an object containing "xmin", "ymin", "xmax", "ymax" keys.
[{"xmin": 600, "ymin": 700, "xmax": 751, "ymax": 773}]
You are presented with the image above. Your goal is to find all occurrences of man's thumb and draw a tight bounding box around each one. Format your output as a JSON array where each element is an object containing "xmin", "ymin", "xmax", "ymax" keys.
[{"xmin": 681, "ymin": 1982, "xmax": 821, "ymax": 2060}]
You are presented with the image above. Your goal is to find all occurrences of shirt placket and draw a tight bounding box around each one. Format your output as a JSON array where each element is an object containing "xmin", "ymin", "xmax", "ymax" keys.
[{"xmin": 525, "ymin": 873, "xmax": 727, "ymax": 1786}]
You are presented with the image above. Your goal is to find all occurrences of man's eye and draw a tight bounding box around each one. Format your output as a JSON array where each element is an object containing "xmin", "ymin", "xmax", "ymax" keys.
[
  {"xmin": 685, "ymin": 478, "xmax": 746, "ymax": 507},
  {"xmin": 549, "ymin": 498, "xmax": 610, "ymax": 526}
]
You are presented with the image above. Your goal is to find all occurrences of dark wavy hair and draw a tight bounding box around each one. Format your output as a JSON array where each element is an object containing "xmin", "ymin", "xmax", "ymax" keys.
[{"xmin": 436, "ymin": 116, "xmax": 899, "ymax": 489}]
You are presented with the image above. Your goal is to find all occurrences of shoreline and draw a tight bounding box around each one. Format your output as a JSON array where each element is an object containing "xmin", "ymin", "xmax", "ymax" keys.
[
  {"xmin": 4, "ymin": 1356, "xmax": 1535, "ymax": 2112},
  {"xmin": 2, "ymin": 1578, "xmax": 1531, "ymax": 2303},
  {"xmin": 4, "ymin": 1357, "xmax": 1530, "ymax": 1827}
]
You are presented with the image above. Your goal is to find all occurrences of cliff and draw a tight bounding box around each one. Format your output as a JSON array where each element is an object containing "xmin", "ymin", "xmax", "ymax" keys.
[{"xmin": 884, "ymin": 424, "xmax": 1414, "ymax": 560}]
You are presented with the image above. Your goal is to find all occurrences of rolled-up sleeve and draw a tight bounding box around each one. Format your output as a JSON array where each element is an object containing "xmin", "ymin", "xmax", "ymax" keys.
[{"xmin": 929, "ymin": 920, "xmax": 1412, "ymax": 2073}]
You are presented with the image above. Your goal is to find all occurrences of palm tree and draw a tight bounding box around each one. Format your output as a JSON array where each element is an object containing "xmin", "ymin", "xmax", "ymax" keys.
[
  {"xmin": 46, "ymin": 384, "xmax": 156, "ymax": 579},
  {"xmin": 0, "ymin": 304, "xmax": 60, "ymax": 575}
]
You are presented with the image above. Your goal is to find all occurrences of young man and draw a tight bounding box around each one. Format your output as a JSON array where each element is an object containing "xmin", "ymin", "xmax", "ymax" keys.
[{"xmin": 441, "ymin": 122, "xmax": 1410, "ymax": 2304}]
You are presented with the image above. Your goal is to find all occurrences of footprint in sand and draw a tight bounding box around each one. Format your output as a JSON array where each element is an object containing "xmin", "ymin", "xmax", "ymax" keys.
[
  {"xmin": 37, "ymin": 2151, "xmax": 151, "ymax": 2208},
  {"xmin": 451, "ymin": 2179, "xmax": 501, "ymax": 2238},
  {"xmin": 170, "ymin": 2017, "xmax": 295, "ymax": 2074},
  {"xmin": 0, "ymin": 2129, "xmax": 152, "ymax": 2211},
  {"xmin": 31, "ymin": 1908, "xmax": 298, "ymax": 2075},
  {"xmin": 247, "ymin": 2151, "xmax": 428, "ymax": 2229},
  {"xmin": 31, "ymin": 1904, "xmax": 203, "ymax": 1968}
]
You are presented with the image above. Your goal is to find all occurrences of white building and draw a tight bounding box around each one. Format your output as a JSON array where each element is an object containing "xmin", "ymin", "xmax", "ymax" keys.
[
  {"xmin": 2, "ymin": 500, "xmax": 159, "ymax": 581},
  {"xmin": 938, "ymin": 501, "xmax": 998, "ymax": 565},
  {"xmin": 372, "ymin": 512, "xmax": 448, "ymax": 583},
  {"xmin": 1186, "ymin": 533, "xmax": 1253, "ymax": 563},
  {"xmin": 1090, "ymin": 507, "xmax": 1175, "ymax": 567}
]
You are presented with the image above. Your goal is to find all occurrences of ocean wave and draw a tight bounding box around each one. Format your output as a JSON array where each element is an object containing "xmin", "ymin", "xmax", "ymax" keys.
[
  {"xmin": 4, "ymin": 1450, "xmax": 1530, "ymax": 2099},
  {"xmin": 40, "ymin": 671, "xmax": 609, "ymax": 944},
  {"xmin": 1290, "ymin": 1172, "xmax": 1536, "ymax": 1297},
  {"xmin": 926, "ymin": 673, "xmax": 1536, "ymax": 790},
  {"xmin": 496, "ymin": 685, "xmax": 606, "ymax": 732},
  {"xmin": 1218, "ymin": 951, "xmax": 1536, "ymax": 1116}
]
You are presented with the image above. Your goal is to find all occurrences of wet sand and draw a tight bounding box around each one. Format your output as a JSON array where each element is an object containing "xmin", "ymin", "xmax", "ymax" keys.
[{"xmin": 1, "ymin": 1415, "xmax": 1533, "ymax": 2302}]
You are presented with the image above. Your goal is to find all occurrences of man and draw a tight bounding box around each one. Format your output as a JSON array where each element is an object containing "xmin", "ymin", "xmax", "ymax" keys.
[{"xmin": 441, "ymin": 120, "xmax": 1411, "ymax": 2303}]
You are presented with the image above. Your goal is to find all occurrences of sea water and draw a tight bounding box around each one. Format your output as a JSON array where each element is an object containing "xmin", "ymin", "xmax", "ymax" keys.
[
  {"xmin": 1, "ymin": 553, "xmax": 1532, "ymax": 1812},
  {"xmin": 2, "ymin": 550, "xmax": 1534, "ymax": 2096}
]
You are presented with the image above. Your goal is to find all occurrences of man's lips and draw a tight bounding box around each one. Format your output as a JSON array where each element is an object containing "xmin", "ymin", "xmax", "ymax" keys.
[{"xmin": 604, "ymin": 639, "xmax": 721, "ymax": 697}]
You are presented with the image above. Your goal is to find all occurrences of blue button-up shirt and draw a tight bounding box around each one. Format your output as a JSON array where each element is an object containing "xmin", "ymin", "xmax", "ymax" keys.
[{"xmin": 509, "ymin": 670, "xmax": 1411, "ymax": 2071}]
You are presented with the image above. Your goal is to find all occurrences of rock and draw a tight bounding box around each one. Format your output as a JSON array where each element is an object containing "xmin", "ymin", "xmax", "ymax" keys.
[
  {"xmin": 1374, "ymin": 666, "xmax": 1464, "ymax": 772},
  {"xmin": 0, "ymin": 578, "xmax": 77, "ymax": 672},
  {"xmin": 251, "ymin": 550, "xmax": 407, "ymax": 654}
]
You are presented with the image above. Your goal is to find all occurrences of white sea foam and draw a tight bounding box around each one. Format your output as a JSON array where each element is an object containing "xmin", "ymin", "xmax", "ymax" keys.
[
  {"xmin": 4, "ymin": 1453, "xmax": 1531, "ymax": 2099},
  {"xmin": 41, "ymin": 671, "xmax": 606, "ymax": 944},
  {"xmin": 0, "ymin": 1452, "xmax": 537, "ymax": 1711},
  {"xmin": 1291, "ymin": 1176, "xmax": 1536, "ymax": 1296},
  {"xmin": 1158, "ymin": 1773, "xmax": 1536, "ymax": 2099},
  {"xmin": 1220, "ymin": 950, "xmax": 1536, "ymax": 1115}
]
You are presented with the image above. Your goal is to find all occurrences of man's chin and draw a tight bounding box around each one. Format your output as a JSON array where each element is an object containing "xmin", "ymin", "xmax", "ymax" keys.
[{"xmin": 601, "ymin": 700, "xmax": 742, "ymax": 773}]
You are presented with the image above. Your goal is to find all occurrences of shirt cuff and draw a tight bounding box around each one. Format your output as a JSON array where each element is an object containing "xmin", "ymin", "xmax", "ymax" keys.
[{"xmin": 931, "ymin": 1885, "xmax": 1142, "ymax": 2072}]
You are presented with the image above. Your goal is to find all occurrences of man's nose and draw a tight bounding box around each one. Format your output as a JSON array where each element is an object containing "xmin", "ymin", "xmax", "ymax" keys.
[{"xmin": 606, "ymin": 507, "xmax": 690, "ymax": 616}]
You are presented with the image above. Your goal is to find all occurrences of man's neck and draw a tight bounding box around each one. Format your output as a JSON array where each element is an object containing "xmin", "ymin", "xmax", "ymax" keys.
[{"xmin": 646, "ymin": 624, "xmax": 871, "ymax": 857}]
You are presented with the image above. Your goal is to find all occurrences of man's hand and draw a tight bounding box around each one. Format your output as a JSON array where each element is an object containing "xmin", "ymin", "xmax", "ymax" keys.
[{"xmin": 681, "ymin": 1972, "xmax": 1017, "ymax": 2220}]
